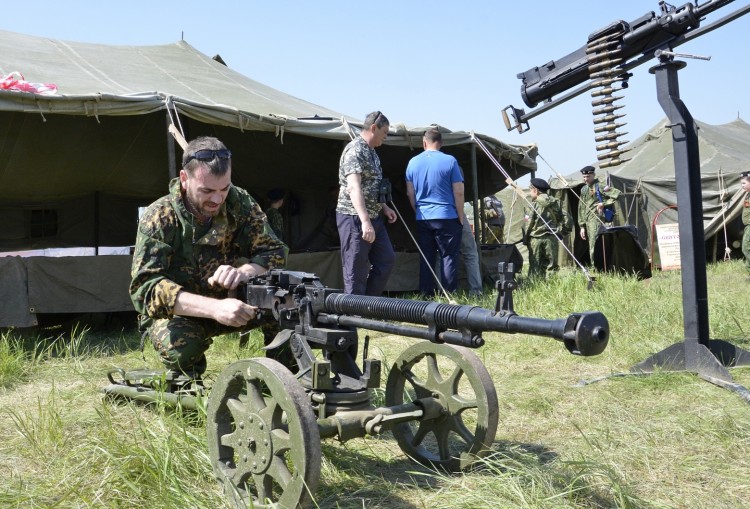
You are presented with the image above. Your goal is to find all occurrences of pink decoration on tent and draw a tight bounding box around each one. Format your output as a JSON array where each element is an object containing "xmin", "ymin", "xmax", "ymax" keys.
[{"xmin": 1, "ymin": 71, "xmax": 57, "ymax": 95}]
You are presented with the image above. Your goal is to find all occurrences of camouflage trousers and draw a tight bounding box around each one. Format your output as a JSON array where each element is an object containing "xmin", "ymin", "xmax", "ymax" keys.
[
  {"xmin": 743, "ymin": 225, "xmax": 750, "ymax": 274},
  {"xmin": 528, "ymin": 235, "xmax": 559, "ymax": 280},
  {"xmin": 584, "ymin": 219, "xmax": 610, "ymax": 260},
  {"xmin": 484, "ymin": 224, "xmax": 505, "ymax": 244},
  {"xmin": 142, "ymin": 315, "xmax": 282, "ymax": 375}
]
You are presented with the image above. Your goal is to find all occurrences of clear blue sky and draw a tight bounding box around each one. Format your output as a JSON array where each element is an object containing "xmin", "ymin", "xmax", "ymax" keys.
[{"xmin": 2, "ymin": 0, "xmax": 748, "ymax": 182}]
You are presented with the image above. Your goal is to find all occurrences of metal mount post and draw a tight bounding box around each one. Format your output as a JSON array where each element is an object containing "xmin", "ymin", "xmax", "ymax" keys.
[
  {"xmin": 494, "ymin": 261, "xmax": 518, "ymax": 313},
  {"xmin": 631, "ymin": 57, "xmax": 750, "ymax": 382}
]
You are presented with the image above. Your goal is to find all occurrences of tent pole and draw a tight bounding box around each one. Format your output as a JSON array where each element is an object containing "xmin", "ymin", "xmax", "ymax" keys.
[
  {"xmin": 94, "ymin": 191, "xmax": 100, "ymax": 256},
  {"xmin": 632, "ymin": 57, "xmax": 750, "ymax": 382},
  {"xmin": 470, "ymin": 144, "xmax": 482, "ymax": 273},
  {"xmin": 166, "ymin": 110, "xmax": 177, "ymax": 180}
]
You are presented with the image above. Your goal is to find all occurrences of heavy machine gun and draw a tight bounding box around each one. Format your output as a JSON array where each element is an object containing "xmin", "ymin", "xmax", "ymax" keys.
[
  {"xmin": 105, "ymin": 266, "xmax": 609, "ymax": 509},
  {"xmin": 501, "ymin": 0, "xmax": 750, "ymax": 398},
  {"xmin": 502, "ymin": 0, "xmax": 750, "ymax": 167}
]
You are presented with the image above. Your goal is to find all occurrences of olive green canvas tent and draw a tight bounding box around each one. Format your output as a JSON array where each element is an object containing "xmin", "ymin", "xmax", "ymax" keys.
[
  {"xmin": 495, "ymin": 118, "xmax": 749, "ymax": 275},
  {"xmin": 0, "ymin": 29, "xmax": 537, "ymax": 327}
]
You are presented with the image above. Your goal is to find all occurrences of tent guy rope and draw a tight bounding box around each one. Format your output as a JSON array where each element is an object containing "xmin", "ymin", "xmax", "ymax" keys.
[
  {"xmin": 387, "ymin": 199, "xmax": 456, "ymax": 303},
  {"xmin": 471, "ymin": 133, "xmax": 595, "ymax": 288}
]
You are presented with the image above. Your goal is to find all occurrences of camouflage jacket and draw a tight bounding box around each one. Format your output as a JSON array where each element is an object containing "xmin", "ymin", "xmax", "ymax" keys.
[
  {"xmin": 336, "ymin": 136, "xmax": 383, "ymax": 218},
  {"xmin": 525, "ymin": 193, "xmax": 564, "ymax": 238},
  {"xmin": 265, "ymin": 206, "xmax": 285, "ymax": 242},
  {"xmin": 744, "ymin": 192, "xmax": 750, "ymax": 226},
  {"xmin": 483, "ymin": 195, "xmax": 505, "ymax": 227},
  {"xmin": 578, "ymin": 178, "xmax": 621, "ymax": 224},
  {"xmin": 130, "ymin": 178, "xmax": 288, "ymax": 320}
]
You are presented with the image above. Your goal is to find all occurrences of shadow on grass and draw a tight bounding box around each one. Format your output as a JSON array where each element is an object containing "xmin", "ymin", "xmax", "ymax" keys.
[
  {"xmin": 484, "ymin": 439, "xmax": 647, "ymax": 509},
  {"xmin": 96, "ymin": 386, "xmax": 646, "ymax": 508},
  {"xmin": 315, "ymin": 440, "xmax": 433, "ymax": 509},
  {"xmin": 313, "ymin": 437, "xmax": 646, "ymax": 509}
]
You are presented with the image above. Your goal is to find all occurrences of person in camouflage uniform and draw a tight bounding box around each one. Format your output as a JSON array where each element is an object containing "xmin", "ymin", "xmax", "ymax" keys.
[
  {"xmin": 578, "ymin": 165, "xmax": 621, "ymax": 260},
  {"xmin": 741, "ymin": 171, "xmax": 750, "ymax": 278},
  {"xmin": 265, "ymin": 188, "xmax": 286, "ymax": 242},
  {"xmin": 483, "ymin": 194, "xmax": 505, "ymax": 244},
  {"xmin": 336, "ymin": 111, "xmax": 397, "ymax": 295},
  {"xmin": 129, "ymin": 136, "xmax": 288, "ymax": 377},
  {"xmin": 524, "ymin": 178, "xmax": 565, "ymax": 280}
]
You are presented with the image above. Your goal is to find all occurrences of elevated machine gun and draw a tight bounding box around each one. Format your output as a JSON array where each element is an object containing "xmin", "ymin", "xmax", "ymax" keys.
[
  {"xmin": 503, "ymin": 0, "xmax": 750, "ymax": 169},
  {"xmin": 105, "ymin": 267, "xmax": 608, "ymax": 509},
  {"xmin": 502, "ymin": 1, "xmax": 750, "ymax": 382}
]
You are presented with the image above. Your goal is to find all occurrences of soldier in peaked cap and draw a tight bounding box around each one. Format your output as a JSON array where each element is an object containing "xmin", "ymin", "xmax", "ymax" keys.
[
  {"xmin": 740, "ymin": 170, "xmax": 750, "ymax": 278},
  {"xmin": 524, "ymin": 177, "xmax": 566, "ymax": 280},
  {"xmin": 577, "ymin": 165, "xmax": 621, "ymax": 261}
]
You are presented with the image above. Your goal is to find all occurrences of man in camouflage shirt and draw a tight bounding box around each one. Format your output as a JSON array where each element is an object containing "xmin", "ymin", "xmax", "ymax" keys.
[
  {"xmin": 483, "ymin": 194, "xmax": 505, "ymax": 244},
  {"xmin": 524, "ymin": 178, "xmax": 565, "ymax": 280},
  {"xmin": 265, "ymin": 188, "xmax": 286, "ymax": 242},
  {"xmin": 741, "ymin": 171, "xmax": 750, "ymax": 278},
  {"xmin": 130, "ymin": 136, "xmax": 288, "ymax": 377},
  {"xmin": 578, "ymin": 165, "xmax": 621, "ymax": 261},
  {"xmin": 336, "ymin": 111, "xmax": 397, "ymax": 295}
]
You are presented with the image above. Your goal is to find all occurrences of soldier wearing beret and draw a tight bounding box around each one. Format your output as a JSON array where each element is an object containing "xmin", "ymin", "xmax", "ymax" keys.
[
  {"xmin": 524, "ymin": 177, "xmax": 565, "ymax": 280},
  {"xmin": 129, "ymin": 136, "xmax": 288, "ymax": 379},
  {"xmin": 741, "ymin": 170, "xmax": 750, "ymax": 278},
  {"xmin": 578, "ymin": 165, "xmax": 621, "ymax": 260}
]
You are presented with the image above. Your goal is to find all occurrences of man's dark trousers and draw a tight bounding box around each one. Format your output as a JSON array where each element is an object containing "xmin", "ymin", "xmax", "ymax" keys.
[
  {"xmin": 417, "ymin": 218, "xmax": 462, "ymax": 296},
  {"xmin": 336, "ymin": 213, "xmax": 395, "ymax": 295}
]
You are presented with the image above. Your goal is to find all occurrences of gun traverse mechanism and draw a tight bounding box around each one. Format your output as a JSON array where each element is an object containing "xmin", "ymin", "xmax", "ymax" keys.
[{"xmin": 104, "ymin": 265, "xmax": 609, "ymax": 509}]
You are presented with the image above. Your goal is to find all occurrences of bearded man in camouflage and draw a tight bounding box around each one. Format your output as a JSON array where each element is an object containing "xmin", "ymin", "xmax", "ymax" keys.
[
  {"xmin": 336, "ymin": 111, "xmax": 397, "ymax": 295},
  {"xmin": 129, "ymin": 136, "xmax": 288, "ymax": 377}
]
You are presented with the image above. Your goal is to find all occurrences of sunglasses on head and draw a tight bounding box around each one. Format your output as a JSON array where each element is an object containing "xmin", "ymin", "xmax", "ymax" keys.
[{"xmin": 185, "ymin": 149, "xmax": 232, "ymax": 163}]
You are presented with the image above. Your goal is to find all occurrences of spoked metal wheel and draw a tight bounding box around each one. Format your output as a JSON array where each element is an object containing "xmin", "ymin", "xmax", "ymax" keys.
[
  {"xmin": 385, "ymin": 342, "xmax": 499, "ymax": 472},
  {"xmin": 207, "ymin": 358, "xmax": 321, "ymax": 509}
]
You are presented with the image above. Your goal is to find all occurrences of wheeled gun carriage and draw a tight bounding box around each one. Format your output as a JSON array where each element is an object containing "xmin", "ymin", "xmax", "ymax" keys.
[{"xmin": 105, "ymin": 264, "xmax": 609, "ymax": 509}]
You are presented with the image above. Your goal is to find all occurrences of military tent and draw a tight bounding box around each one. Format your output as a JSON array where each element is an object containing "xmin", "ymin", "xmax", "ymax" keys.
[
  {"xmin": 495, "ymin": 118, "xmax": 750, "ymax": 275},
  {"xmin": 0, "ymin": 29, "xmax": 537, "ymax": 327}
]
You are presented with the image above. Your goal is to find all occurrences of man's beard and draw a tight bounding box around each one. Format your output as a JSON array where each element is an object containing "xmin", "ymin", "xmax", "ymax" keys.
[{"xmin": 184, "ymin": 193, "xmax": 216, "ymax": 222}]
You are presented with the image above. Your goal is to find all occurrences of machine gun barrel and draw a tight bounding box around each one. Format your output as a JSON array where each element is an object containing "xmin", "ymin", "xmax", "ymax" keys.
[
  {"xmin": 318, "ymin": 294, "xmax": 608, "ymax": 356},
  {"xmin": 518, "ymin": 0, "xmax": 735, "ymax": 108}
]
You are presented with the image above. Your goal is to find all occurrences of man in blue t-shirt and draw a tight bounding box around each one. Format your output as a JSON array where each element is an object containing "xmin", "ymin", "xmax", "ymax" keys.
[{"xmin": 405, "ymin": 128, "xmax": 464, "ymax": 296}]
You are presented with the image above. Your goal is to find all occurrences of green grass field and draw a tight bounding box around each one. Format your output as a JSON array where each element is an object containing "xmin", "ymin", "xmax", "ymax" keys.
[{"xmin": 1, "ymin": 261, "xmax": 749, "ymax": 508}]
